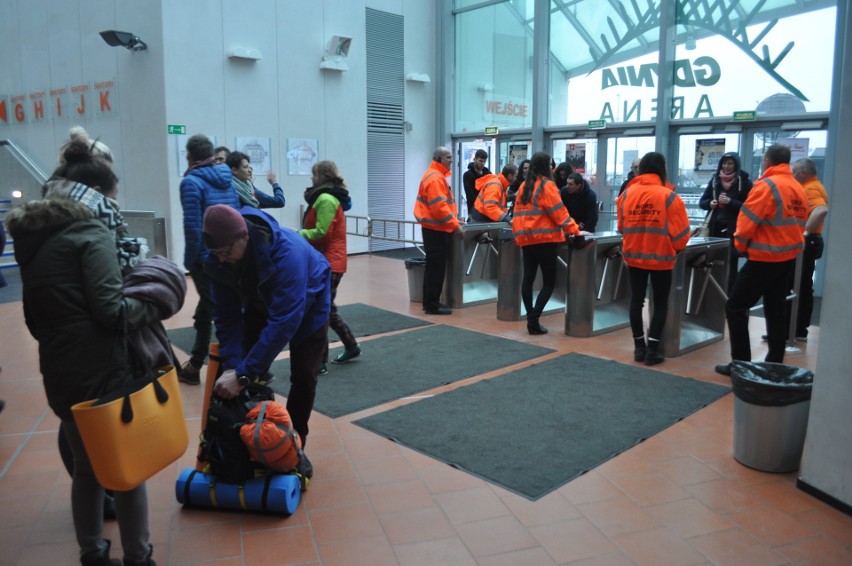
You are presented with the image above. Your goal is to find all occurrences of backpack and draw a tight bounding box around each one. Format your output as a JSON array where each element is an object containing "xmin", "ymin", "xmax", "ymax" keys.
[{"xmin": 199, "ymin": 383, "xmax": 275, "ymax": 484}]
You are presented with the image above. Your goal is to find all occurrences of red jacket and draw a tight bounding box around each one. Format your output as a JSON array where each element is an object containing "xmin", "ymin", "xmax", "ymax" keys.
[
  {"xmin": 414, "ymin": 161, "xmax": 460, "ymax": 233},
  {"xmin": 734, "ymin": 163, "xmax": 808, "ymax": 262},
  {"xmin": 512, "ymin": 176, "xmax": 579, "ymax": 247},
  {"xmin": 617, "ymin": 174, "xmax": 690, "ymax": 270}
]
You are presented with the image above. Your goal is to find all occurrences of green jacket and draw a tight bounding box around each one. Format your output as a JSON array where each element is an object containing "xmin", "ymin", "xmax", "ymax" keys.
[{"xmin": 6, "ymin": 199, "xmax": 160, "ymax": 419}]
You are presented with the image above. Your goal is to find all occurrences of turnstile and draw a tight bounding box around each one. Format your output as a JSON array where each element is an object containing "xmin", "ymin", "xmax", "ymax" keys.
[
  {"xmin": 495, "ymin": 232, "xmax": 569, "ymax": 321},
  {"xmin": 565, "ymin": 231, "xmax": 630, "ymax": 337},
  {"xmin": 661, "ymin": 236, "xmax": 730, "ymax": 357},
  {"xmin": 445, "ymin": 222, "xmax": 509, "ymax": 308}
]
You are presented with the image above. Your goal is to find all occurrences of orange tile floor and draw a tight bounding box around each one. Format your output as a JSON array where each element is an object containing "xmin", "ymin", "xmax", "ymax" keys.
[{"xmin": 1, "ymin": 253, "xmax": 850, "ymax": 565}]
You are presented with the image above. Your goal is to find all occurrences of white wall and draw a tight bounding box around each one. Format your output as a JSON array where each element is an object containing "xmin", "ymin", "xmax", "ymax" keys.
[{"xmin": 1, "ymin": 0, "xmax": 438, "ymax": 261}]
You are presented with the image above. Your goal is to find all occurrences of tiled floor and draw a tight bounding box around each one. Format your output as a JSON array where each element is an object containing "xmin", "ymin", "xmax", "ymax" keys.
[{"xmin": 1, "ymin": 254, "xmax": 850, "ymax": 565}]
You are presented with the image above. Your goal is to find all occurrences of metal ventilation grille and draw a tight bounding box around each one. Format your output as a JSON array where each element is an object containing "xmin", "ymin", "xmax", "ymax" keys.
[{"xmin": 366, "ymin": 8, "xmax": 405, "ymax": 252}]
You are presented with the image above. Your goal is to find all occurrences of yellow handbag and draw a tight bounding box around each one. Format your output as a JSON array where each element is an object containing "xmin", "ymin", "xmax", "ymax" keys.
[{"xmin": 71, "ymin": 366, "xmax": 189, "ymax": 491}]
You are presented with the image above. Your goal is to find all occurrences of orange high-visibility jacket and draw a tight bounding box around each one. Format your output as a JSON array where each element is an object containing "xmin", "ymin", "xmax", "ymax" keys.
[
  {"xmin": 512, "ymin": 176, "xmax": 579, "ymax": 247},
  {"xmin": 617, "ymin": 173, "xmax": 690, "ymax": 270},
  {"xmin": 473, "ymin": 173, "xmax": 510, "ymax": 222},
  {"xmin": 413, "ymin": 161, "xmax": 460, "ymax": 233},
  {"xmin": 734, "ymin": 163, "xmax": 808, "ymax": 262}
]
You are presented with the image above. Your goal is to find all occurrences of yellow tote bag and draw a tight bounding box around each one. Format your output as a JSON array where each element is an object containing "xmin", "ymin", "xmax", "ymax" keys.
[{"xmin": 71, "ymin": 366, "xmax": 189, "ymax": 491}]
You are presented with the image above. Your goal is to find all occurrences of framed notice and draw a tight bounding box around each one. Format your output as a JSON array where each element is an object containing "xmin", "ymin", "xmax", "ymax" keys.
[
  {"xmin": 287, "ymin": 138, "xmax": 318, "ymax": 176},
  {"xmin": 509, "ymin": 144, "xmax": 529, "ymax": 166},
  {"xmin": 694, "ymin": 138, "xmax": 726, "ymax": 172},
  {"xmin": 565, "ymin": 143, "xmax": 587, "ymax": 174},
  {"xmin": 235, "ymin": 137, "xmax": 272, "ymax": 173}
]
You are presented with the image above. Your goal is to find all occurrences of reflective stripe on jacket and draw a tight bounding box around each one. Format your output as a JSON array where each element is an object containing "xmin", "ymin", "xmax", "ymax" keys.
[
  {"xmin": 413, "ymin": 161, "xmax": 460, "ymax": 233},
  {"xmin": 512, "ymin": 176, "xmax": 579, "ymax": 247},
  {"xmin": 617, "ymin": 173, "xmax": 690, "ymax": 270},
  {"xmin": 734, "ymin": 164, "xmax": 807, "ymax": 262},
  {"xmin": 473, "ymin": 173, "xmax": 509, "ymax": 222}
]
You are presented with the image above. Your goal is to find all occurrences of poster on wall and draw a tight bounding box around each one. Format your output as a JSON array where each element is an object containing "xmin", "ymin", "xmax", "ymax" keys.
[
  {"xmin": 779, "ymin": 137, "xmax": 810, "ymax": 163},
  {"xmin": 462, "ymin": 142, "xmax": 490, "ymax": 166},
  {"xmin": 235, "ymin": 137, "xmax": 272, "ymax": 174},
  {"xmin": 694, "ymin": 138, "xmax": 726, "ymax": 171},
  {"xmin": 565, "ymin": 143, "xmax": 587, "ymax": 174},
  {"xmin": 509, "ymin": 144, "xmax": 529, "ymax": 166},
  {"xmin": 175, "ymin": 134, "xmax": 217, "ymax": 177},
  {"xmin": 287, "ymin": 138, "xmax": 318, "ymax": 176}
]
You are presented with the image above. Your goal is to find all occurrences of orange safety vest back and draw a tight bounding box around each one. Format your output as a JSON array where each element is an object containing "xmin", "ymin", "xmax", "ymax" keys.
[
  {"xmin": 734, "ymin": 164, "xmax": 807, "ymax": 262},
  {"xmin": 512, "ymin": 176, "xmax": 579, "ymax": 247},
  {"xmin": 473, "ymin": 173, "xmax": 509, "ymax": 222},
  {"xmin": 413, "ymin": 161, "xmax": 460, "ymax": 233},
  {"xmin": 617, "ymin": 174, "xmax": 690, "ymax": 270}
]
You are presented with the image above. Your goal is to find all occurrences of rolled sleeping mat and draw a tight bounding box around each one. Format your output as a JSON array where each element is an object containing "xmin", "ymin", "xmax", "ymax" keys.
[{"xmin": 175, "ymin": 468, "xmax": 300, "ymax": 515}]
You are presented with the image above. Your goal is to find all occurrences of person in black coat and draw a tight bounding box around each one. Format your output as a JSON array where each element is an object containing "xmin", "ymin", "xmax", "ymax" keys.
[
  {"xmin": 699, "ymin": 151, "xmax": 753, "ymax": 293},
  {"xmin": 462, "ymin": 149, "xmax": 490, "ymax": 219},
  {"xmin": 560, "ymin": 173, "xmax": 598, "ymax": 232}
]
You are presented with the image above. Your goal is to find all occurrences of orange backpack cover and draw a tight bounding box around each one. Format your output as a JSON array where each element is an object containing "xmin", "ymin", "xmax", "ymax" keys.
[{"xmin": 239, "ymin": 401, "xmax": 302, "ymax": 472}]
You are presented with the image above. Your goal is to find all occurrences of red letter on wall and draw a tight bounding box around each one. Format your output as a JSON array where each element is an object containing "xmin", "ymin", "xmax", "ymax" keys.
[{"xmin": 99, "ymin": 90, "xmax": 111, "ymax": 112}]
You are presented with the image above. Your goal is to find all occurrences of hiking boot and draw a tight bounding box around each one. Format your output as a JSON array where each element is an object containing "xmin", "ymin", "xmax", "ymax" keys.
[
  {"xmin": 333, "ymin": 345, "xmax": 361, "ymax": 364},
  {"xmin": 81, "ymin": 540, "xmax": 121, "ymax": 566},
  {"xmin": 123, "ymin": 544, "xmax": 155, "ymax": 566},
  {"xmin": 296, "ymin": 453, "xmax": 313, "ymax": 492},
  {"xmin": 633, "ymin": 337, "xmax": 647, "ymax": 363},
  {"xmin": 178, "ymin": 361, "xmax": 201, "ymax": 385}
]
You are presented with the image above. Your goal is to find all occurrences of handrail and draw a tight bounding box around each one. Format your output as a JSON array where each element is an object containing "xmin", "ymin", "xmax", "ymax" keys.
[{"xmin": 0, "ymin": 139, "xmax": 49, "ymax": 184}]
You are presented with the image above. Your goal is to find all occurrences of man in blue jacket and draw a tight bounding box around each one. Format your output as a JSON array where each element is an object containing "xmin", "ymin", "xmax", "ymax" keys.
[
  {"xmin": 179, "ymin": 134, "xmax": 240, "ymax": 385},
  {"xmin": 202, "ymin": 204, "xmax": 331, "ymax": 450}
]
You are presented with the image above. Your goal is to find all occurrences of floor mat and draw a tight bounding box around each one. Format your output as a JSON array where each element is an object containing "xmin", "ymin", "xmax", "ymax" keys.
[
  {"xmin": 270, "ymin": 324, "xmax": 554, "ymax": 418},
  {"xmin": 355, "ymin": 352, "xmax": 730, "ymax": 500}
]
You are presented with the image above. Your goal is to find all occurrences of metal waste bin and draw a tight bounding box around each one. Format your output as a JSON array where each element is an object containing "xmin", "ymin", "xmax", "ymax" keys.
[
  {"xmin": 404, "ymin": 257, "xmax": 426, "ymax": 303},
  {"xmin": 731, "ymin": 361, "xmax": 814, "ymax": 473}
]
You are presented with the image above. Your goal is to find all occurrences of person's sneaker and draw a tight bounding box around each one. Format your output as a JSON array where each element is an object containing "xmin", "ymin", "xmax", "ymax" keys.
[
  {"xmin": 319, "ymin": 364, "xmax": 328, "ymax": 375},
  {"xmin": 714, "ymin": 363, "xmax": 732, "ymax": 376},
  {"xmin": 178, "ymin": 361, "xmax": 201, "ymax": 385},
  {"xmin": 332, "ymin": 345, "xmax": 362, "ymax": 364},
  {"xmin": 256, "ymin": 372, "xmax": 275, "ymax": 385}
]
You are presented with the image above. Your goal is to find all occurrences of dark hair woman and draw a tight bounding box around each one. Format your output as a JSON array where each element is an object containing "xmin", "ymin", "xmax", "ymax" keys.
[
  {"xmin": 617, "ymin": 152, "xmax": 690, "ymax": 366},
  {"xmin": 507, "ymin": 158, "xmax": 530, "ymax": 203},
  {"xmin": 511, "ymin": 152, "xmax": 581, "ymax": 334}
]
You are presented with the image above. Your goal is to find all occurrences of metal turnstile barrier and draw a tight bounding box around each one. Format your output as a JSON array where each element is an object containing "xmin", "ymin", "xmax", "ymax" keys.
[
  {"xmin": 445, "ymin": 222, "xmax": 509, "ymax": 308},
  {"xmin": 494, "ymin": 231, "xmax": 569, "ymax": 321},
  {"xmin": 661, "ymin": 236, "xmax": 730, "ymax": 357},
  {"xmin": 565, "ymin": 231, "xmax": 630, "ymax": 337}
]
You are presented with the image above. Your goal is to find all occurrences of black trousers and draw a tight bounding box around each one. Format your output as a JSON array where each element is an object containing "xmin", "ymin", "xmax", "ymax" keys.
[
  {"xmin": 726, "ymin": 259, "xmax": 795, "ymax": 363},
  {"xmin": 786, "ymin": 234, "xmax": 823, "ymax": 337},
  {"xmin": 627, "ymin": 266, "xmax": 672, "ymax": 342},
  {"xmin": 421, "ymin": 227, "xmax": 452, "ymax": 308},
  {"xmin": 521, "ymin": 243, "xmax": 558, "ymax": 316},
  {"xmin": 188, "ymin": 264, "xmax": 214, "ymax": 368}
]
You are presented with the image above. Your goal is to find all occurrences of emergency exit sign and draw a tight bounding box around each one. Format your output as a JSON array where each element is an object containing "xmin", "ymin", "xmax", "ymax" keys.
[
  {"xmin": 484, "ymin": 126, "xmax": 499, "ymax": 135},
  {"xmin": 588, "ymin": 119, "xmax": 606, "ymax": 129},
  {"xmin": 733, "ymin": 111, "xmax": 756, "ymax": 121},
  {"xmin": 168, "ymin": 124, "xmax": 186, "ymax": 135}
]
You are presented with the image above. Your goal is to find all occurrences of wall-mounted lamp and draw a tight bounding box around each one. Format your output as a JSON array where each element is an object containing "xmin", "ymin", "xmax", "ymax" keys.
[
  {"xmin": 320, "ymin": 35, "xmax": 352, "ymax": 71},
  {"xmin": 99, "ymin": 30, "xmax": 147, "ymax": 52},
  {"xmin": 405, "ymin": 73, "xmax": 431, "ymax": 83},
  {"xmin": 477, "ymin": 83, "xmax": 494, "ymax": 93},
  {"xmin": 228, "ymin": 47, "xmax": 262, "ymax": 61},
  {"xmin": 685, "ymin": 29, "xmax": 697, "ymax": 51}
]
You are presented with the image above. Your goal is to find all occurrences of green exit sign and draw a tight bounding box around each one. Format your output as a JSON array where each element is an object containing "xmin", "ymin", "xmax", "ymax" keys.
[
  {"xmin": 733, "ymin": 111, "xmax": 756, "ymax": 121},
  {"xmin": 588, "ymin": 119, "xmax": 606, "ymax": 130},
  {"xmin": 167, "ymin": 124, "xmax": 186, "ymax": 135},
  {"xmin": 484, "ymin": 126, "xmax": 499, "ymax": 135}
]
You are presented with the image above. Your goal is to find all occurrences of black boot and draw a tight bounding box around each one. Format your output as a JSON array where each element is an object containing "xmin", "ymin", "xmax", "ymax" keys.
[
  {"xmin": 633, "ymin": 337, "xmax": 647, "ymax": 362},
  {"xmin": 81, "ymin": 540, "xmax": 121, "ymax": 566},
  {"xmin": 527, "ymin": 314, "xmax": 548, "ymax": 335},
  {"xmin": 644, "ymin": 339, "xmax": 664, "ymax": 366},
  {"xmin": 123, "ymin": 544, "xmax": 156, "ymax": 566}
]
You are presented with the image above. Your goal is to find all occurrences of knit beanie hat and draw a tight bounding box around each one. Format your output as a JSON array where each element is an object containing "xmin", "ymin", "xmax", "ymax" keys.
[{"xmin": 202, "ymin": 205, "xmax": 247, "ymax": 249}]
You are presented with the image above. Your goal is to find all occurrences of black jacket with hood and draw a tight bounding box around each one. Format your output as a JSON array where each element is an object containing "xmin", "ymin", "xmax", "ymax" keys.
[
  {"xmin": 6, "ymin": 199, "xmax": 160, "ymax": 419},
  {"xmin": 698, "ymin": 151, "xmax": 753, "ymax": 238}
]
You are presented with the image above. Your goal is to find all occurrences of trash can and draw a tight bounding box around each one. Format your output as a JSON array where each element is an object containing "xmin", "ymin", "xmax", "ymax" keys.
[
  {"xmin": 404, "ymin": 257, "xmax": 426, "ymax": 303},
  {"xmin": 731, "ymin": 361, "xmax": 814, "ymax": 473}
]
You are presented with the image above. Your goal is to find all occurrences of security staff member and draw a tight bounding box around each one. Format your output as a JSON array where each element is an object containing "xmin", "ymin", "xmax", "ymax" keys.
[
  {"xmin": 414, "ymin": 147, "xmax": 462, "ymax": 315},
  {"xmin": 471, "ymin": 163, "xmax": 517, "ymax": 223},
  {"xmin": 715, "ymin": 144, "xmax": 808, "ymax": 375}
]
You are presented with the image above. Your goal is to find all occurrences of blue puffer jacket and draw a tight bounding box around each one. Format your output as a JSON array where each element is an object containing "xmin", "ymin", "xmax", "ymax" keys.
[
  {"xmin": 205, "ymin": 208, "xmax": 331, "ymax": 379},
  {"xmin": 180, "ymin": 163, "xmax": 238, "ymax": 270}
]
